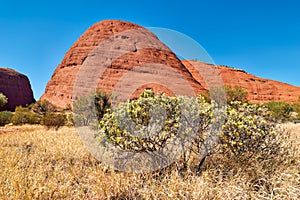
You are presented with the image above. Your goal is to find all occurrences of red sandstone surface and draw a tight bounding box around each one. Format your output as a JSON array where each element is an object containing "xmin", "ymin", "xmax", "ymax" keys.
[
  {"xmin": 182, "ymin": 60, "xmax": 300, "ymax": 103},
  {"xmin": 41, "ymin": 20, "xmax": 300, "ymax": 108},
  {"xmin": 41, "ymin": 20, "xmax": 205, "ymax": 108},
  {"xmin": 0, "ymin": 68, "xmax": 35, "ymax": 111}
]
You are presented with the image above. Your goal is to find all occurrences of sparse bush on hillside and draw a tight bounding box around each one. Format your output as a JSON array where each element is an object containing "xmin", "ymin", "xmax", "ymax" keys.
[
  {"xmin": 11, "ymin": 106, "xmax": 39, "ymax": 125},
  {"xmin": 225, "ymin": 85, "xmax": 248, "ymax": 102},
  {"xmin": 0, "ymin": 111, "xmax": 13, "ymax": 126},
  {"xmin": 73, "ymin": 91, "xmax": 111, "ymax": 126},
  {"xmin": 41, "ymin": 113, "xmax": 67, "ymax": 130},
  {"xmin": 0, "ymin": 93, "xmax": 8, "ymax": 107}
]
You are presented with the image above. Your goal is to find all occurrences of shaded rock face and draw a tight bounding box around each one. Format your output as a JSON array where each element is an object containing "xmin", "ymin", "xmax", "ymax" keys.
[
  {"xmin": 41, "ymin": 20, "xmax": 205, "ymax": 108},
  {"xmin": 0, "ymin": 68, "xmax": 35, "ymax": 111},
  {"xmin": 182, "ymin": 60, "xmax": 300, "ymax": 103}
]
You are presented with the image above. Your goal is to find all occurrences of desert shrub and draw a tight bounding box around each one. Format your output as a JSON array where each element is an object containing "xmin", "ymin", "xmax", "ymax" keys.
[
  {"xmin": 0, "ymin": 111, "xmax": 13, "ymax": 126},
  {"xmin": 73, "ymin": 91, "xmax": 111, "ymax": 126},
  {"xmin": 11, "ymin": 106, "xmax": 40, "ymax": 125},
  {"xmin": 264, "ymin": 101, "xmax": 294, "ymax": 121},
  {"xmin": 0, "ymin": 93, "xmax": 8, "ymax": 107},
  {"xmin": 97, "ymin": 90, "xmax": 221, "ymax": 173},
  {"xmin": 225, "ymin": 85, "xmax": 248, "ymax": 102},
  {"xmin": 31, "ymin": 100, "xmax": 57, "ymax": 118},
  {"xmin": 292, "ymin": 102, "xmax": 300, "ymax": 120},
  {"xmin": 65, "ymin": 112, "xmax": 75, "ymax": 127},
  {"xmin": 204, "ymin": 86, "xmax": 248, "ymax": 103},
  {"xmin": 218, "ymin": 101, "xmax": 293, "ymax": 176},
  {"xmin": 41, "ymin": 113, "xmax": 67, "ymax": 130},
  {"xmin": 96, "ymin": 90, "xmax": 293, "ymax": 176}
]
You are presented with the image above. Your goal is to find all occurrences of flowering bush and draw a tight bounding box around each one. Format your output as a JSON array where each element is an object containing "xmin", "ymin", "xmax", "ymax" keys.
[
  {"xmin": 98, "ymin": 90, "xmax": 183, "ymax": 152},
  {"xmin": 97, "ymin": 90, "xmax": 220, "ymax": 172},
  {"xmin": 96, "ymin": 90, "xmax": 291, "ymax": 174},
  {"xmin": 220, "ymin": 101, "xmax": 289, "ymax": 166}
]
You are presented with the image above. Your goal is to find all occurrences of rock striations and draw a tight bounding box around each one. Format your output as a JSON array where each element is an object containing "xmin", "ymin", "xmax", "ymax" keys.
[
  {"xmin": 0, "ymin": 68, "xmax": 35, "ymax": 111},
  {"xmin": 42, "ymin": 20, "xmax": 300, "ymax": 108}
]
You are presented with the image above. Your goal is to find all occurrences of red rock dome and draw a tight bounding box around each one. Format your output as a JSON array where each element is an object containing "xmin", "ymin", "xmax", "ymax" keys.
[{"xmin": 0, "ymin": 68, "xmax": 35, "ymax": 111}]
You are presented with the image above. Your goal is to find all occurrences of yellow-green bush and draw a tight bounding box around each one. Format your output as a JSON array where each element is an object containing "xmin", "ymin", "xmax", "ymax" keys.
[
  {"xmin": 11, "ymin": 106, "xmax": 39, "ymax": 125},
  {"xmin": 220, "ymin": 102, "xmax": 287, "ymax": 164},
  {"xmin": 0, "ymin": 111, "xmax": 13, "ymax": 126},
  {"xmin": 264, "ymin": 101, "xmax": 294, "ymax": 121},
  {"xmin": 97, "ymin": 90, "xmax": 290, "ymax": 174},
  {"xmin": 98, "ymin": 90, "xmax": 215, "ymax": 154}
]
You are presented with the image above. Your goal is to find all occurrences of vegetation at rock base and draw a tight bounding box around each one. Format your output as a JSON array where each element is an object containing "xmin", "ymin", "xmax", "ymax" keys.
[
  {"xmin": 31, "ymin": 100, "xmax": 57, "ymax": 118},
  {"xmin": 203, "ymin": 85, "xmax": 248, "ymax": 103},
  {"xmin": 263, "ymin": 101, "xmax": 300, "ymax": 122},
  {"xmin": 0, "ymin": 111, "xmax": 13, "ymax": 126},
  {"xmin": 73, "ymin": 91, "xmax": 111, "ymax": 126},
  {"xmin": 41, "ymin": 113, "xmax": 67, "ymax": 130},
  {"xmin": 0, "ymin": 93, "xmax": 8, "ymax": 107},
  {"xmin": 11, "ymin": 106, "xmax": 40, "ymax": 125}
]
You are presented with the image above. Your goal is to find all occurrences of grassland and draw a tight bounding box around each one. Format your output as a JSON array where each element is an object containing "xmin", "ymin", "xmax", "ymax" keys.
[{"xmin": 0, "ymin": 124, "xmax": 299, "ymax": 199}]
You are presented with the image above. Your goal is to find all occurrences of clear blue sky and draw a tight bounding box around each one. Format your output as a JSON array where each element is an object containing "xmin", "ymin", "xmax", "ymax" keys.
[{"xmin": 0, "ymin": 0, "xmax": 299, "ymax": 99}]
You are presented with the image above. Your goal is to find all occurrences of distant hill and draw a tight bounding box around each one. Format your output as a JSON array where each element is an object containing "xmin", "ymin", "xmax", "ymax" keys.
[{"xmin": 182, "ymin": 60, "xmax": 300, "ymax": 103}]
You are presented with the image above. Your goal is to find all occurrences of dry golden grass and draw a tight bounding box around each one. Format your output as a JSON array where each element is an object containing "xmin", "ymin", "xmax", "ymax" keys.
[{"xmin": 0, "ymin": 124, "xmax": 299, "ymax": 199}]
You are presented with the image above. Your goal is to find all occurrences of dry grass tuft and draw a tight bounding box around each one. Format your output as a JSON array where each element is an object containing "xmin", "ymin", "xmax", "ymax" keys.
[{"xmin": 0, "ymin": 124, "xmax": 299, "ymax": 199}]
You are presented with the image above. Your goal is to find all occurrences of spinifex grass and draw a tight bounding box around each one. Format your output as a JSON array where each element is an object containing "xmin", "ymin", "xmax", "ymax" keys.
[{"xmin": 0, "ymin": 124, "xmax": 299, "ymax": 199}]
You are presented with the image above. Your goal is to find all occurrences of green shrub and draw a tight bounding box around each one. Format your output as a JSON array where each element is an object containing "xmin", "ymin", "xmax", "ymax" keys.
[
  {"xmin": 93, "ymin": 89, "xmax": 291, "ymax": 176},
  {"xmin": 11, "ymin": 106, "xmax": 40, "ymax": 125},
  {"xmin": 264, "ymin": 101, "xmax": 294, "ymax": 121},
  {"xmin": 0, "ymin": 111, "xmax": 13, "ymax": 126},
  {"xmin": 41, "ymin": 113, "xmax": 67, "ymax": 130},
  {"xmin": 31, "ymin": 100, "xmax": 57, "ymax": 118},
  {"xmin": 225, "ymin": 85, "xmax": 248, "ymax": 102},
  {"xmin": 73, "ymin": 91, "xmax": 111, "ymax": 126},
  {"xmin": 292, "ymin": 102, "xmax": 300, "ymax": 120},
  {"xmin": 219, "ymin": 102, "xmax": 283, "ymax": 163},
  {"xmin": 0, "ymin": 93, "xmax": 8, "ymax": 107},
  {"xmin": 204, "ymin": 86, "xmax": 248, "ymax": 103},
  {"xmin": 97, "ymin": 89, "xmax": 220, "ymax": 173}
]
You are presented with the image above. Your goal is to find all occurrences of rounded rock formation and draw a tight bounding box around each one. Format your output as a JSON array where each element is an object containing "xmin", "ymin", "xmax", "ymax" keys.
[
  {"xmin": 0, "ymin": 68, "xmax": 35, "ymax": 111},
  {"xmin": 41, "ymin": 20, "xmax": 205, "ymax": 108}
]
